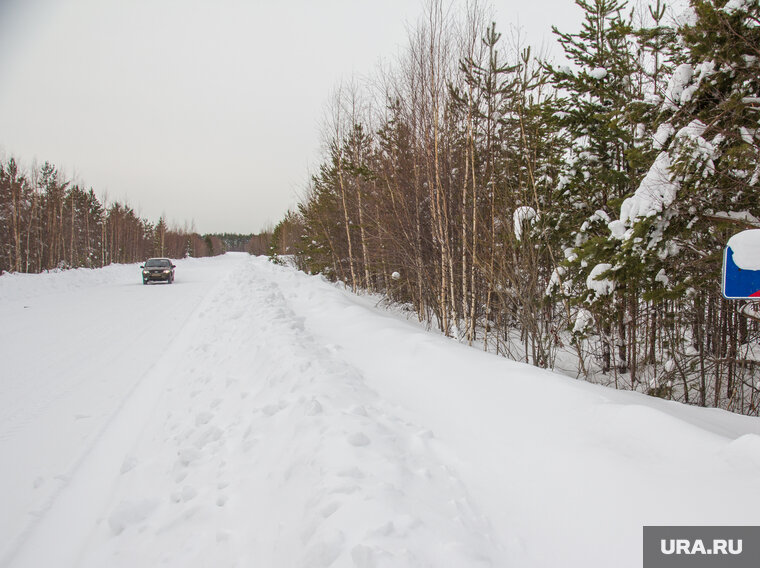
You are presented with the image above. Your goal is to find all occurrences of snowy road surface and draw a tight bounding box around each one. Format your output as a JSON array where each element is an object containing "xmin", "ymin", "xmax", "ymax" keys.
[{"xmin": 1, "ymin": 253, "xmax": 759, "ymax": 567}]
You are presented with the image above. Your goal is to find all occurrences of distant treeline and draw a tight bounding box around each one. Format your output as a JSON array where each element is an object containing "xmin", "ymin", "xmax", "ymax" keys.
[
  {"xmin": 216, "ymin": 233, "xmax": 252, "ymax": 252},
  {"xmin": 212, "ymin": 232, "xmax": 273, "ymax": 256},
  {"xmin": 0, "ymin": 157, "xmax": 225, "ymax": 273},
  {"xmin": 246, "ymin": 232, "xmax": 272, "ymax": 256}
]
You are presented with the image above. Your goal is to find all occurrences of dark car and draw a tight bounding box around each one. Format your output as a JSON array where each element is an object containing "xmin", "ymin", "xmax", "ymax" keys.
[{"xmin": 141, "ymin": 258, "xmax": 175, "ymax": 284}]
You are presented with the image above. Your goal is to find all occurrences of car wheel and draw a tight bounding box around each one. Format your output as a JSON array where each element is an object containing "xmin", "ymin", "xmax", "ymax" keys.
[{"xmin": 143, "ymin": 279, "xmax": 148, "ymax": 285}]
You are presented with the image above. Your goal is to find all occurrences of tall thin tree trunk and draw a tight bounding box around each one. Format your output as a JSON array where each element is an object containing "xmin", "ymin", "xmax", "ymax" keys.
[{"xmin": 337, "ymin": 154, "xmax": 358, "ymax": 293}]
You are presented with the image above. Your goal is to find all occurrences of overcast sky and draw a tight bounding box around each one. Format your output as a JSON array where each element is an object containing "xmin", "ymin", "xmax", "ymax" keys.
[{"xmin": 0, "ymin": 0, "xmax": 583, "ymax": 234}]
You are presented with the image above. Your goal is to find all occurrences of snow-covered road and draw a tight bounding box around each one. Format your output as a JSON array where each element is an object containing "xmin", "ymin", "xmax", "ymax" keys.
[{"xmin": 2, "ymin": 254, "xmax": 759, "ymax": 567}]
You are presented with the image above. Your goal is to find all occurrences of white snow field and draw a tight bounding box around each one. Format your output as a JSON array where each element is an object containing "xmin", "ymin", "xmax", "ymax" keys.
[{"xmin": 1, "ymin": 253, "xmax": 759, "ymax": 567}]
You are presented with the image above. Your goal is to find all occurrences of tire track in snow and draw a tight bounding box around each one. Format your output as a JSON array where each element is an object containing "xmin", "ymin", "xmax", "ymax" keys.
[
  {"xmin": 0, "ymin": 257, "xmax": 247, "ymax": 564},
  {"xmin": 5, "ymin": 258, "xmax": 249, "ymax": 568}
]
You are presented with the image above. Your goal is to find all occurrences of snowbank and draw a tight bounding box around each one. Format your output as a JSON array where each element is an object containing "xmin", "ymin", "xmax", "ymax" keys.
[{"xmin": 3, "ymin": 255, "xmax": 760, "ymax": 568}]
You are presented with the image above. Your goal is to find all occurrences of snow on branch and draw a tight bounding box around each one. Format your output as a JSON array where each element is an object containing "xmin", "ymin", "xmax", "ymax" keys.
[{"xmin": 513, "ymin": 206, "xmax": 538, "ymax": 241}]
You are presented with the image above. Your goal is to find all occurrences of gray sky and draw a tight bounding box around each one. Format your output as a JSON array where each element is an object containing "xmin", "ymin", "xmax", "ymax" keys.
[{"xmin": 0, "ymin": 0, "xmax": 582, "ymax": 234}]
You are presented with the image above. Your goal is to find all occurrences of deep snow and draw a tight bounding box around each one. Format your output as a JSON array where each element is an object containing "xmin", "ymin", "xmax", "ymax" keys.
[{"xmin": 1, "ymin": 253, "xmax": 759, "ymax": 567}]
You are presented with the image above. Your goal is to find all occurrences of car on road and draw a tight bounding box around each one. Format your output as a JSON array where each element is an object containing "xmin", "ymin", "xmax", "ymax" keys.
[{"xmin": 141, "ymin": 258, "xmax": 175, "ymax": 284}]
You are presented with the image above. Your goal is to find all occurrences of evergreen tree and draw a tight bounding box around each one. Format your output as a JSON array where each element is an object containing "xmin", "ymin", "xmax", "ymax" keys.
[
  {"xmin": 548, "ymin": 0, "xmax": 639, "ymax": 237},
  {"xmin": 546, "ymin": 0, "xmax": 642, "ymax": 374},
  {"xmin": 154, "ymin": 217, "xmax": 167, "ymax": 258}
]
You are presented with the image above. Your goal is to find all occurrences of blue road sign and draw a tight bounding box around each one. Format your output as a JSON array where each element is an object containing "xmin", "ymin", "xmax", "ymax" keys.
[{"xmin": 723, "ymin": 231, "xmax": 760, "ymax": 299}]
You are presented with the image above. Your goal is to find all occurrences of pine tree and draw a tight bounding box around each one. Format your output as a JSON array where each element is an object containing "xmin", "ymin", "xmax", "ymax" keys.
[
  {"xmin": 548, "ymin": 0, "xmax": 638, "ymax": 236},
  {"xmin": 546, "ymin": 0, "xmax": 641, "ymax": 374},
  {"xmin": 154, "ymin": 216, "xmax": 167, "ymax": 258}
]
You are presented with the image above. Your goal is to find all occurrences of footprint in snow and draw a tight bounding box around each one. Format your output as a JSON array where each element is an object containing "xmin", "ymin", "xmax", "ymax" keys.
[
  {"xmin": 320, "ymin": 501, "xmax": 340, "ymax": 518},
  {"xmin": 181, "ymin": 485, "xmax": 197, "ymax": 502},
  {"xmin": 120, "ymin": 454, "xmax": 138, "ymax": 474},
  {"xmin": 416, "ymin": 429, "xmax": 434, "ymax": 440},
  {"xmin": 108, "ymin": 499, "xmax": 158, "ymax": 535},
  {"xmin": 371, "ymin": 515, "xmax": 421, "ymax": 538},
  {"xmin": 306, "ymin": 399, "xmax": 323, "ymax": 416},
  {"xmin": 302, "ymin": 530, "xmax": 344, "ymax": 568},
  {"xmin": 336, "ymin": 467, "xmax": 364, "ymax": 479},
  {"xmin": 195, "ymin": 412, "xmax": 214, "ymax": 426},
  {"xmin": 177, "ymin": 447, "xmax": 201, "ymax": 466},
  {"xmin": 410, "ymin": 429, "xmax": 436, "ymax": 450},
  {"xmin": 194, "ymin": 425, "xmax": 223, "ymax": 449},
  {"xmin": 262, "ymin": 403, "xmax": 286, "ymax": 417},
  {"xmin": 242, "ymin": 437, "xmax": 258, "ymax": 453},
  {"xmin": 351, "ymin": 545, "xmax": 385, "ymax": 568},
  {"xmin": 347, "ymin": 432, "xmax": 371, "ymax": 447},
  {"xmin": 329, "ymin": 483, "xmax": 360, "ymax": 495},
  {"xmin": 349, "ymin": 405, "xmax": 368, "ymax": 417}
]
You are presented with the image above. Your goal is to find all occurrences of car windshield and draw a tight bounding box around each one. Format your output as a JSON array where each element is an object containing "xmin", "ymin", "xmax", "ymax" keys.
[{"xmin": 146, "ymin": 259, "xmax": 170, "ymax": 267}]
